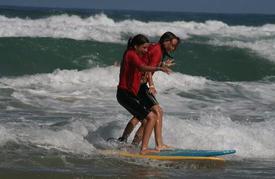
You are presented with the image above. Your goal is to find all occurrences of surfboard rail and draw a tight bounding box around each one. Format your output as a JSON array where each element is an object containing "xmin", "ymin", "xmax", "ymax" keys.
[{"xmin": 118, "ymin": 151, "xmax": 225, "ymax": 161}]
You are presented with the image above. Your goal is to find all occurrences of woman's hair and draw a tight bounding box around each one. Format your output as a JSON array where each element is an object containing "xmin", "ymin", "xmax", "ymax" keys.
[
  {"xmin": 122, "ymin": 34, "xmax": 149, "ymax": 61},
  {"xmin": 159, "ymin": 31, "xmax": 180, "ymax": 44},
  {"xmin": 127, "ymin": 34, "xmax": 149, "ymax": 50},
  {"xmin": 159, "ymin": 32, "xmax": 180, "ymax": 59}
]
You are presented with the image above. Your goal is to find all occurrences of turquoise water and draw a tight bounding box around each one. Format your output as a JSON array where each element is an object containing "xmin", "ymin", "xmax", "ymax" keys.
[
  {"xmin": 1, "ymin": 6, "xmax": 275, "ymax": 178},
  {"xmin": 2, "ymin": 37, "xmax": 275, "ymax": 81}
]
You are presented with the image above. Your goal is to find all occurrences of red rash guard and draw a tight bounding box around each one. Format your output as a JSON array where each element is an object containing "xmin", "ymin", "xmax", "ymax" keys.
[
  {"xmin": 118, "ymin": 49, "xmax": 145, "ymax": 96},
  {"xmin": 147, "ymin": 43, "xmax": 163, "ymax": 75}
]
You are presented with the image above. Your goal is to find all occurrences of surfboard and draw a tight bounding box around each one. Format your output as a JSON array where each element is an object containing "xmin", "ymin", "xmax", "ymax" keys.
[
  {"xmin": 151, "ymin": 149, "xmax": 236, "ymax": 157},
  {"xmin": 102, "ymin": 149, "xmax": 236, "ymax": 162},
  {"xmin": 104, "ymin": 138, "xmax": 236, "ymax": 162},
  {"xmin": 118, "ymin": 151, "xmax": 225, "ymax": 161}
]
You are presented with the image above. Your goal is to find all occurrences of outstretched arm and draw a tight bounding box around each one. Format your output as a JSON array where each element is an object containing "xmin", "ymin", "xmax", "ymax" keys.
[
  {"xmin": 138, "ymin": 65, "xmax": 171, "ymax": 74},
  {"xmin": 130, "ymin": 52, "xmax": 171, "ymax": 74}
]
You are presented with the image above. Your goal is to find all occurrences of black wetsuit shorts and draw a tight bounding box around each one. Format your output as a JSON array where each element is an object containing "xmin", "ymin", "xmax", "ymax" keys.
[
  {"xmin": 138, "ymin": 83, "xmax": 159, "ymax": 110},
  {"xmin": 117, "ymin": 84, "xmax": 159, "ymax": 121}
]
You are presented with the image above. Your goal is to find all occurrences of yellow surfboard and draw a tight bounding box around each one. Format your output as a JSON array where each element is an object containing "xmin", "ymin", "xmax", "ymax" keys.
[
  {"xmin": 101, "ymin": 150, "xmax": 226, "ymax": 168},
  {"xmin": 101, "ymin": 150, "xmax": 225, "ymax": 162},
  {"xmin": 118, "ymin": 151, "xmax": 225, "ymax": 162}
]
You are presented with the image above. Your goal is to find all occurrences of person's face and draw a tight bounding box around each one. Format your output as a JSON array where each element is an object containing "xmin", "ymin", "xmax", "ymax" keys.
[
  {"xmin": 164, "ymin": 38, "xmax": 179, "ymax": 53},
  {"xmin": 135, "ymin": 43, "xmax": 149, "ymax": 55}
]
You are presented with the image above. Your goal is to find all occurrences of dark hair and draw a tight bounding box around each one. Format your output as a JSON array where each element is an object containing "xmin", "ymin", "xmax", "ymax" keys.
[
  {"xmin": 127, "ymin": 34, "xmax": 149, "ymax": 50},
  {"xmin": 159, "ymin": 32, "xmax": 180, "ymax": 59},
  {"xmin": 122, "ymin": 34, "xmax": 149, "ymax": 62},
  {"xmin": 159, "ymin": 31, "xmax": 180, "ymax": 44}
]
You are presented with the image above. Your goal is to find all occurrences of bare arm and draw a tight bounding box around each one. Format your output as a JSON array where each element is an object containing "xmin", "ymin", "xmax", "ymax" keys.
[
  {"xmin": 138, "ymin": 65, "xmax": 171, "ymax": 74},
  {"xmin": 147, "ymin": 72, "xmax": 157, "ymax": 95},
  {"xmin": 147, "ymin": 72, "xmax": 154, "ymax": 87}
]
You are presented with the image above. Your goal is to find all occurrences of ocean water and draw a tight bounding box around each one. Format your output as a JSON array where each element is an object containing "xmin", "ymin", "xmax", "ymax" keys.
[{"xmin": 1, "ymin": 6, "xmax": 275, "ymax": 178}]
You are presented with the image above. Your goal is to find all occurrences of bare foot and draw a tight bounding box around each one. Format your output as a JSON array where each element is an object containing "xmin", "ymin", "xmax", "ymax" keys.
[
  {"xmin": 140, "ymin": 149, "xmax": 159, "ymax": 155},
  {"xmin": 155, "ymin": 144, "xmax": 174, "ymax": 150}
]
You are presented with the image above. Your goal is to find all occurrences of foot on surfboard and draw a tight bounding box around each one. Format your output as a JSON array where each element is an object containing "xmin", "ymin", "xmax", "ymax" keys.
[
  {"xmin": 155, "ymin": 144, "xmax": 174, "ymax": 151},
  {"xmin": 140, "ymin": 148, "xmax": 160, "ymax": 155}
]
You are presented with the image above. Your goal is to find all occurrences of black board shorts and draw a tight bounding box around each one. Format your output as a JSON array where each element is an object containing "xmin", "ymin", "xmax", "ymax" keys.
[
  {"xmin": 138, "ymin": 83, "xmax": 159, "ymax": 110},
  {"xmin": 117, "ymin": 84, "xmax": 159, "ymax": 121}
]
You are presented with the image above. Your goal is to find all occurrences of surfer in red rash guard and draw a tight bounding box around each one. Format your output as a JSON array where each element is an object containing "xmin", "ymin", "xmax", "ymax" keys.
[
  {"xmin": 118, "ymin": 32, "xmax": 180, "ymax": 150},
  {"xmin": 116, "ymin": 34, "xmax": 172, "ymax": 154}
]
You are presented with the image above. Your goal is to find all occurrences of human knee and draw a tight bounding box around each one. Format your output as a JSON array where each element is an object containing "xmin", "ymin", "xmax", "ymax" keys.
[
  {"xmin": 146, "ymin": 111, "xmax": 157, "ymax": 122},
  {"xmin": 159, "ymin": 106, "xmax": 163, "ymax": 117},
  {"xmin": 152, "ymin": 106, "xmax": 163, "ymax": 118},
  {"xmin": 141, "ymin": 119, "xmax": 147, "ymax": 126}
]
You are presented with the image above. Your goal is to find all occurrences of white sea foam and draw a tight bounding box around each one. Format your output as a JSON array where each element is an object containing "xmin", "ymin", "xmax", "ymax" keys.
[
  {"xmin": 1, "ymin": 14, "xmax": 275, "ymax": 61},
  {"xmin": 163, "ymin": 112, "xmax": 275, "ymax": 159},
  {"xmin": 24, "ymin": 126, "xmax": 94, "ymax": 154},
  {"xmin": 209, "ymin": 39, "xmax": 275, "ymax": 62},
  {"xmin": 0, "ymin": 67, "xmax": 206, "ymax": 154},
  {"xmin": 0, "ymin": 125, "xmax": 17, "ymax": 146},
  {"xmin": 1, "ymin": 67, "xmax": 275, "ymax": 158},
  {"xmin": 1, "ymin": 14, "xmax": 275, "ymax": 41},
  {"xmin": 1, "ymin": 118, "xmax": 96, "ymax": 154},
  {"xmin": 0, "ymin": 66, "xmax": 205, "ymax": 100}
]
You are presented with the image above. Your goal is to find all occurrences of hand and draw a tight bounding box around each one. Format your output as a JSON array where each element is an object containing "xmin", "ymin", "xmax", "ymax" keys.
[
  {"xmin": 163, "ymin": 59, "xmax": 175, "ymax": 68},
  {"xmin": 149, "ymin": 86, "xmax": 157, "ymax": 95},
  {"xmin": 159, "ymin": 66, "xmax": 172, "ymax": 74}
]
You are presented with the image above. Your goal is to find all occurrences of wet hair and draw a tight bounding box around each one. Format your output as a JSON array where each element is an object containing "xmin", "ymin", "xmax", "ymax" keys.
[
  {"xmin": 122, "ymin": 34, "xmax": 149, "ymax": 61},
  {"xmin": 159, "ymin": 31, "xmax": 180, "ymax": 59},
  {"xmin": 159, "ymin": 31, "xmax": 180, "ymax": 44},
  {"xmin": 127, "ymin": 34, "xmax": 149, "ymax": 50}
]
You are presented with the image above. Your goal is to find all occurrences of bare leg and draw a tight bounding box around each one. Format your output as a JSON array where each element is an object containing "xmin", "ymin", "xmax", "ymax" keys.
[
  {"xmin": 119, "ymin": 117, "xmax": 139, "ymax": 142},
  {"xmin": 132, "ymin": 120, "xmax": 146, "ymax": 145},
  {"xmin": 132, "ymin": 105, "xmax": 165, "ymax": 148},
  {"xmin": 152, "ymin": 105, "xmax": 163, "ymax": 148},
  {"xmin": 140, "ymin": 112, "xmax": 159, "ymax": 155},
  {"xmin": 152, "ymin": 105, "xmax": 173, "ymax": 150}
]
